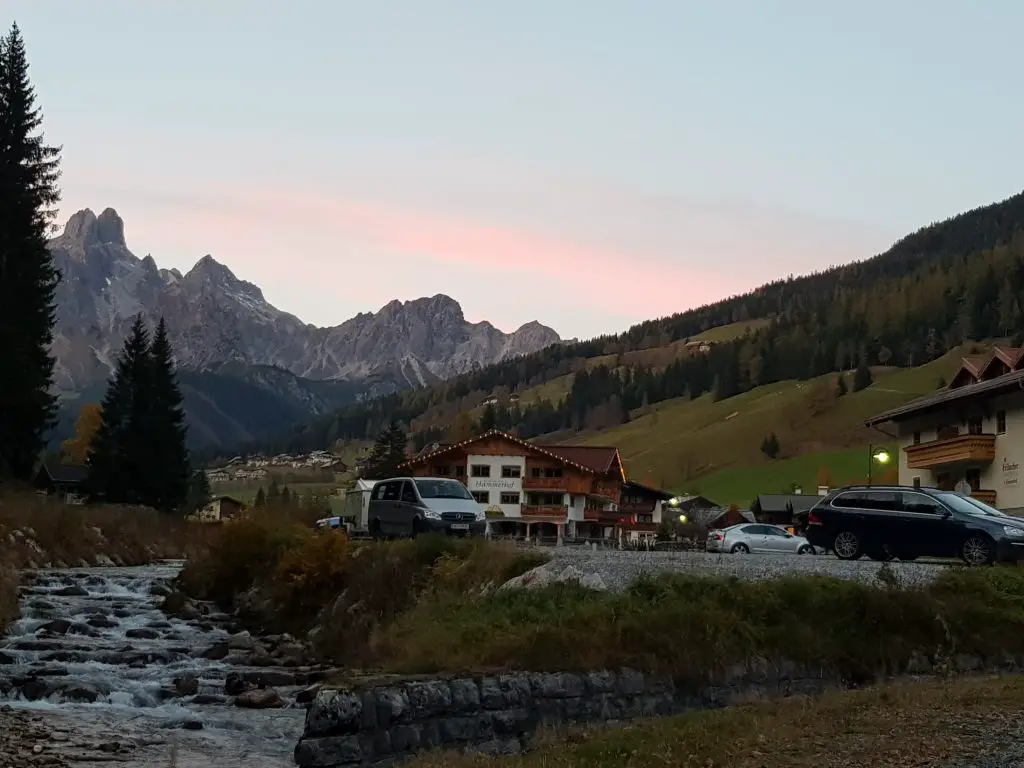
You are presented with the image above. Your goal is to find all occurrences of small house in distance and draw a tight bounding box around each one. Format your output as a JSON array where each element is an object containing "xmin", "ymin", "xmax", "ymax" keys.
[
  {"xmin": 751, "ymin": 494, "xmax": 821, "ymax": 527},
  {"xmin": 189, "ymin": 495, "xmax": 246, "ymax": 523},
  {"xmin": 33, "ymin": 460, "xmax": 88, "ymax": 504}
]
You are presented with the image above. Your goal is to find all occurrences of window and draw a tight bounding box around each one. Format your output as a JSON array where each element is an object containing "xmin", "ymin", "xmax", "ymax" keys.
[
  {"xmin": 913, "ymin": 431, "xmax": 921, "ymax": 445},
  {"xmin": 454, "ymin": 465, "xmax": 466, "ymax": 477},
  {"xmin": 400, "ymin": 482, "xmax": 418, "ymax": 503},
  {"xmin": 530, "ymin": 467, "xmax": 542, "ymax": 478},
  {"xmin": 967, "ymin": 415, "xmax": 983, "ymax": 436},
  {"xmin": 966, "ymin": 468, "xmax": 982, "ymax": 491},
  {"xmin": 913, "ymin": 477, "xmax": 921, "ymax": 489},
  {"xmin": 998, "ymin": 410, "xmax": 1007, "ymax": 434},
  {"xmin": 831, "ymin": 491, "xmax": 868, "ymax": 509},
  {"xmin": 378, "ymin": 481, "xmax": 402, "ymax": 502},
  {"xmin": 527, "ymin": 493, "xmax": 563, "ymax": 507},
  {"xmin": 544, "ymin": 467, "xmax": 564, "ymax": 478},
  {"xmin": 500, "ymin": 492, "xmax": 521, "ymax": 505},
  {"xmin": 862, "ymin": 491, "xmax": 902, "ymax": 511},
  {"xmin": 761, "ymin": 526, "xmax": 789, "ymax": 537},
  {"xmin": 415, "ymin": 479, "xmax": 473, "ymax": 500},
  {"xmin": 501, "ymin": 465, "xmax": 521, "ymax": 478},
  {"xmin": 470, "ymin": 464, "xmax": 490, "ymax": 477},
  {"xmin": 435, "ymin": 465, "xmax": 450, "ymax": 476},
  {"xmin": 471, "ymin": 491, "xmax": 489, "ymax": 504},
  {"xmin": 901, "ymin": 493, "xmax": 946, "ymax": 515}
]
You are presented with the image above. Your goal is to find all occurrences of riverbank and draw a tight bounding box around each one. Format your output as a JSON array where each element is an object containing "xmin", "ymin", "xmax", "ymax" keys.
[
  {"xmin": 0, "ymin": 493, "xmax": 204, "ymax": 570},
  {"xmin": 405, "ymin": 674, "xmax": 1024, "ymax": 768}
]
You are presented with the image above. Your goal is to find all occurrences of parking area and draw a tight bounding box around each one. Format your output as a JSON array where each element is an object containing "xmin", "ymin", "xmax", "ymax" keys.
[{"xmin": 542, "ymin": 547, "xmax": 953, "ymax": 590}]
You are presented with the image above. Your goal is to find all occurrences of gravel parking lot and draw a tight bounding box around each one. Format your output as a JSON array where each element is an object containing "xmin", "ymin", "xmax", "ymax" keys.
[{"xmin": 538, "ymin": 547, "xmax": 952, "ymax": 590}]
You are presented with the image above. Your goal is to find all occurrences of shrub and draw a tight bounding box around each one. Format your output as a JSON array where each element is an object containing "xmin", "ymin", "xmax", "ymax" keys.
[{"xmin": 365, "ymin": 566, "xmax": 1024, "ymax": 683}]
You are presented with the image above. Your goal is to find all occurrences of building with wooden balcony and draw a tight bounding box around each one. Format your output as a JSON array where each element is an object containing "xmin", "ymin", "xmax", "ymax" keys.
[
  {"xmin": 399, "ymin": 429, "xmax": 670, "ymax": 541},
  {"xmin": 866, "ymin": 345, "xmax": 1024, "ymax": 514}
]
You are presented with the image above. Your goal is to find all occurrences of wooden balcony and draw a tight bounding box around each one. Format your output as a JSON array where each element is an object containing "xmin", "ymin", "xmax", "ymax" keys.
[
  {"xmin": 521, "ymin": 505, "xmax": 567, "ymax": 518},
  {"xmin": 904, "ymin": 434, "xmax": 996, "ymax": 469},
  {"xmin": 970, "ymin": 489, "xmax": 998, "ymax": 507}
]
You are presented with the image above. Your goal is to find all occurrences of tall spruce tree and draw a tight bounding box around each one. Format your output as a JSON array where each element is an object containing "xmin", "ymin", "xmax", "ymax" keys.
[
  {"xmin": 363, "ymin": 422, "xmax": 408, "ymax": 478},
  {"xmin": 87, "ymin": 316, "xmax": 152, "ymax": 504},
  {"xmin": 0, "ymin": 23, "xmax": 62, "ymax": 481},
  {"xmin": 148, "ymin": 317, "xmax": 190, "ymax": 510}
]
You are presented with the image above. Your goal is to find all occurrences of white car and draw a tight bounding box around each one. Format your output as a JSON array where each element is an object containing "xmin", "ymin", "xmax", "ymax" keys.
[{"xmin": 706, "ymin": 523, "xmax": 815, "ymax": 555}]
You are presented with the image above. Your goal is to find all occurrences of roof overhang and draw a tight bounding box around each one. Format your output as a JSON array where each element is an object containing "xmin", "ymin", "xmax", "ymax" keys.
[
  {"xmin": 865, "ymin": 369, "xmax": 1024, "ymax": 427},
  {"xmin": 400, "ymin": 429, "xmax": 604, "ymax": 476}
]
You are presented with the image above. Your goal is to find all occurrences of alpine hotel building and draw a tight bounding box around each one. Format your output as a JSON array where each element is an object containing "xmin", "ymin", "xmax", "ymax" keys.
[{"xmin": 400, "ymin": 429, "xmax": 673, "ymax": 541}]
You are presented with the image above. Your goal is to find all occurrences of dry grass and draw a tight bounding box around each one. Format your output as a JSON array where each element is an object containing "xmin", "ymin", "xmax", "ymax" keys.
[
  {"xmin": 409, "ymin": 675, "xmax": 1024, "ymax": 768},
  {"xmin": 0, "ymin": 492, "xmax": 207, "ymax": 568},
  {"xmin": 177, "ymin": 517, "xmax": 548, "ymax": 651},
  {"xmin": 363, "ymin": 566, "xmax": 1024, "ymax": 683}
]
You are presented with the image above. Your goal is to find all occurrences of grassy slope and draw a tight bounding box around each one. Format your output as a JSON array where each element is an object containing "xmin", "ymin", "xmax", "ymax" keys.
[{"xmin": 573, "ymin": 347, "xmax": 967, "ymax": 505}]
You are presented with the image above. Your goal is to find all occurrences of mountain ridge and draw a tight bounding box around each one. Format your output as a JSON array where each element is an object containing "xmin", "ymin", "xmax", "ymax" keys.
[{"xmin": 48, "ymin": 207, "xmax": 561, "ymax": 448}]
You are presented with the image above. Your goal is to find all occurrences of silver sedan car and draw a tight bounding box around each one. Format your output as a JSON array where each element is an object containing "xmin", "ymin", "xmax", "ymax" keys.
[{"xmin": 706, "ymin": 523, "xmax": 815, "ymax": 555}]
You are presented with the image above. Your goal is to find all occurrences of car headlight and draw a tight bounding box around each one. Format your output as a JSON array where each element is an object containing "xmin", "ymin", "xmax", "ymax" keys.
[
  {"xmin": 1002, "ymin": 526, "xmax": 1024, "ymax": 538},
  {"xmin": 423, "ymin": 509, "xmax": 441, "ymax": 520}
]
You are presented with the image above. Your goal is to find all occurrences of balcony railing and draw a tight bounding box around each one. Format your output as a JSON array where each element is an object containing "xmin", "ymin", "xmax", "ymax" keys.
[
  {"xmin": 521, "ymin": 505, "xmax": 567, "ymax": 518},
  {"xmin": 904, "ymin": 434, "xmax": 996, "ymax": 470},
  {"xmin": 971, "ymin": 489, "xmax": 998, "ymax": 507}
]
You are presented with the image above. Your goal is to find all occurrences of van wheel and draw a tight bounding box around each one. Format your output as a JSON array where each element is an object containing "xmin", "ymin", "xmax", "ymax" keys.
[
  {"xmin": 410, "ymin": 518, "xmax": 425, "ymax": 538},
  {"xmin": 832, "ymin": 531, "xmax": 862, "ymax": 560},
  {"xmin": 961, "ymin": 535, "xmax": 994, "ymax": 566},
  {"xmin": 369, "ymin": 519, "xmax": 383, "ymax": 541}
]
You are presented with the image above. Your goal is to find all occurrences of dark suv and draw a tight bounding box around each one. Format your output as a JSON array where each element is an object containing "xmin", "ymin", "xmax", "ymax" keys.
[{"xmin": 801, "ymin": 486, "xmax": 1024, "ymax": 566}]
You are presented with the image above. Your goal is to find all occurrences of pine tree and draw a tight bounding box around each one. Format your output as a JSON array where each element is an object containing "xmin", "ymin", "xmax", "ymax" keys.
[
  {"xmin": 87, "ymin": 316, "xmax": 152, "ymax": 504},
  {"xmin": 363, "ymin": 422, "xmax": 408, "ymax": 478},
  {"xmin": 0, "ymin": 24, "xmax": 62, "ymax": 481},
  {"xmin": 852, "ymin": 357, "xmax": 873, "ymax": 392},
  {"xmin": 267, "ymin": 478, "xmax": 281, "ymax": 505},
  {"xmin": 184, "ymin": 470, "xmax": 210, "ymax": 513},
  {"xmin": 148, "ymin": 317, "xmax": 190, "ymax": 511},
  {"xmin": 280, "ymin": 486, "xmax": 291, "ymax": 507},
  {"xmin": 254, "ymin": 487, "xmax": 267, "ymax": 507},
  {"xmin": 835, "ymin": 373, "xmax": 848, "ymax": 397}
]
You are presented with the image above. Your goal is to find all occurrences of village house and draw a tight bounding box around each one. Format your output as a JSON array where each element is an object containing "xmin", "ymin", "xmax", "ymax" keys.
[
  {"xmin": 33, "ymin": 460, "xmax": 88, "ymax": 504},
  {"xmin": 188, "ymin": 495, "xmax": 246, "ymax": 523},
  {"xmin": 399, "ymin": 429, "xmax": 666, "ymax": 542},
  {"xmin": 866, "ymin": 345, "xmax": 1024, "ymax": 515}
]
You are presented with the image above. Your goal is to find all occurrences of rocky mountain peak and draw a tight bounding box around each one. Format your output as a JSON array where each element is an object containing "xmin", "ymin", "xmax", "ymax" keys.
[
  {"xmin": 96, "ymin": 208, "xmax": 126, "ymax": 247},
  {"xmin": 60, "ymin": 208, "xmax": 98, "ymax": 245}
]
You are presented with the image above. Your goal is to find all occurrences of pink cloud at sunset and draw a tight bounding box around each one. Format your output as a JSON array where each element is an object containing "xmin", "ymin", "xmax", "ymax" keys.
[{"xmin": 59, "ymin": 167, "xmax": 897, "ymax": 338}]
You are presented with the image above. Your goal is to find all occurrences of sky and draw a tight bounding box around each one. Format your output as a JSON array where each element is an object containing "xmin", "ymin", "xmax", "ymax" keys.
[{"xmin": 8, "ymin": 1, "xmax": 1024, "ymax": 339}]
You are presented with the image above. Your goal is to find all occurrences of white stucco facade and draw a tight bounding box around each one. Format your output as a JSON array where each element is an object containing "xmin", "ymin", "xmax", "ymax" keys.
[
  {"xmin": 465, "ymin": 454, "xmax": 530, "ymax": 518},
  {"xmin": 893, "ymin": 389, "xmax": 1024, "ymax": 515}
]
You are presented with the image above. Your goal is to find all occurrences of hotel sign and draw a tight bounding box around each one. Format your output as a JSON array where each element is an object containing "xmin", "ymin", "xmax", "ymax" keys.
[
  {"xmin": 471, "ymin": 479, "xmax": 519, "ymax": 490},
  {"xmin": 1003, "ymin": 459, "xmax": 1020, "ymax": 487}
]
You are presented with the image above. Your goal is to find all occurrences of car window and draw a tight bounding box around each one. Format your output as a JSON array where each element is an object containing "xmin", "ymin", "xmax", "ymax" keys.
[
  {"xmin": 762, "ymin": 526, "xmax": 788, "ymax": 536},
  {"xmin": 739, "ymin": 525, "xmax": 763, "ymax": 535},
  {"xmin": 372, "ymin": 483, "xmax": 387, "ymax": 500},
  {"xmin": 935, "ymin": 492, "xmax": 1008, "ymax": 518},
  {"xmin": 832, "ymin": 491, "xmax": 867, "ymax": 509},
  {"xmin": 901, "ymin": 492, "xmax": 947, "ymax": 515},
  {"xmin": 381, "ymin": 481, "xmax": 402, "ymax": 502},
  {"xmin": 862, "ymin": 491, "xmax": 902, "ymax": 511},
  {"xmin": 414, "ymin": 479, "xmax": 474, "ymax": 500},
  {"xmin": 400, "ymin": 482, "xmax": 418, "ymax": 503}
]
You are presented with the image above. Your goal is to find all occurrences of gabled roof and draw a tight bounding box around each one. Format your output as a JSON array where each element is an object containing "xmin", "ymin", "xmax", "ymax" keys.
[
  {"xmin": 622, "ymin": 480, "xmax": 674, "ymax": 500},
  {"xmin": 37, "ymin": 461, "xmax": 88, "ymax": 485},
  {"xmin": 541, "ymin": 445, "xmax": 623, "ymax": 476},
  {"xmin": 400, "ymin": 429, "xmax": 613, "ymax": 476},
  {"xmin": 866, "ymin": 368, "xmax": 1024, "ymax": 425},
  {"xmin": 754, "ymin": 494, "xmax": 819, "ymax": 514}
]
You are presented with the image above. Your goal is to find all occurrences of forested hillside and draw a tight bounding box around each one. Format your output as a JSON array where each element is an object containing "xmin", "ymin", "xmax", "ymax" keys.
[{"xmin": 222, "ymin": 189, "xmax": 1024, "ymax": 460}]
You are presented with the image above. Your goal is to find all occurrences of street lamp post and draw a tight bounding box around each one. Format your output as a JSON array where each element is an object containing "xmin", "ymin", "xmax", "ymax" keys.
[{"xmin": 867, "ymin": 444, "xmax": 891, "ymax": 485}]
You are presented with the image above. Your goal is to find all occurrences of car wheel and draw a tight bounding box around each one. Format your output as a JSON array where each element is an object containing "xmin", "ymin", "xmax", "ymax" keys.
[
  {"xmin": 730, "ymin": 543, "xmax": 749, "ymax": 554},
  {"xmin": 832, "ymin": 531, "xmax": 862, "ymax": 560},
  {"xmin": 369, "ymin": 519, "xmax": 383, "ymax": 541},
  {"xmin": 798, "ymin": 545, "xmax": 814, "ymax": 555},
  {"xmin": 961, "ymin": 535, "xmax": 994, "ymax": 566}
]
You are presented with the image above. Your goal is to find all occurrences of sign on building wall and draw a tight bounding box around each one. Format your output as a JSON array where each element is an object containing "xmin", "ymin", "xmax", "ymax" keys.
[{"xmin": 1003, "ymin": 459, "xmax": 1020, "ymax": 487}]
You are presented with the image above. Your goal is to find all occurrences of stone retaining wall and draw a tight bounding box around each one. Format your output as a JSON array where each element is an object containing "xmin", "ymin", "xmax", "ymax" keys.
[{"xmin": 294, "ymin": 660, "xmax": 841, "ymax": 767}]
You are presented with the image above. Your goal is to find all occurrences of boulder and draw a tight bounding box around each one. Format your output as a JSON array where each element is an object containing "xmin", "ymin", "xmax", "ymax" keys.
[
  {"xmin": 227, "ymin": 631, "xmax": 255, "ymax": 651},
  {"xmin": 173, "ymin": 673, "xmax": 199, "ymax": 697},
  {"xmin": 38, "ymin": 619, "xmax": 71, "ymax": 636},
  {"xmin": 224, "ymin": 672, "xmax": 251, "ymax": 696},
  {"xmin": 125, "ymin": 628, "xmax": 160, "ymax": 640},
  {"xmin": 53, "ymin": 585, "xmax": 88, "ymax": 597},
  {"xmin": 234, "ymin": 688, "xmax": 283, "ymax": 709}
]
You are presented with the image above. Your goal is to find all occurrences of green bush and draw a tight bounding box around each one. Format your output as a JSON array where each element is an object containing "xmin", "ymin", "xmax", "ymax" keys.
[{"xmin": 366, "ymin": 567, "xmax": 1024, "ymax": 682}]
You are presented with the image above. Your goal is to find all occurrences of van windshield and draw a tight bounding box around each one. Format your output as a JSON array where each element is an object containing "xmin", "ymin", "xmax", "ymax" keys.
[
  {"xmin": 934, "ymin": 492, "xmax": 1008, "ymax": 518},
  {"xmin": 414, "ymin": 479, "xmax": 474, "ymax": 500}
]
